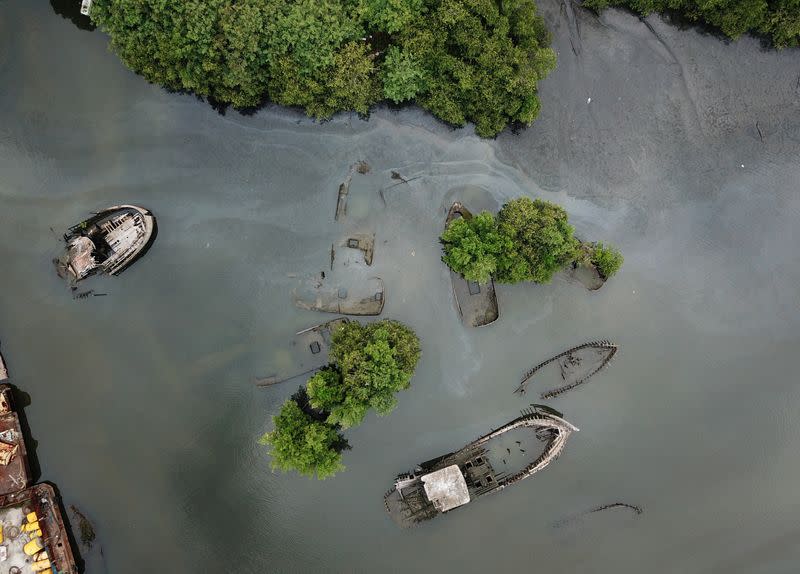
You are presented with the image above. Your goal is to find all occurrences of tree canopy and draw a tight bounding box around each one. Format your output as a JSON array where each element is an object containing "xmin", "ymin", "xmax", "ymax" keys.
[
  {"xmin": 440, "ymin": 197, "xmax": 623, "ymax": 285},
  {"xmin": 90, "ymin": 0, "xmax": 555, "ymax": 136},
  {"xmin": 259, "ymin": 389, "xmax": 349, "ymax": 479},
  {"xmin": 583, "ymin": 0, "xmax": 799, "ymax": 47},
  {"xmin": 262, "ymin": 320, "xmax": 420, "ymax": 478},
  {"xmin": 313, "ymin": 320, "xmax": 421, "ymax": 428}
]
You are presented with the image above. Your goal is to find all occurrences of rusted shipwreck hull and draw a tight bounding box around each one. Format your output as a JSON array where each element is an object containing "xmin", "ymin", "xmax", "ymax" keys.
[
  {"xmin": 514, "ymin": 340, "xmax": 618, "ymax": 398},
  {"xmin": 0, "ymin": 348, "xmax": 7, "ymax": 382},
  {"xmin": 445, "ymin": 202, "xmax": 499, "ymax": 327},
  {"xmin": 255, "ymin": 318, "xmax": 349, "ymax": 387},
  {"xmin": 0, "ymin": 384, "xmax": 77, "ymax": 572},
  {"xmin": 55, "ymin": 204, "xmax": 156, "ymax": 283},
  {"xmin": 0, "ymin": 483, "xmax": 78, "ymax": 573},
  {"xmin": 384, "ymin": 406, "xmax": 578, "ymax": 528}
]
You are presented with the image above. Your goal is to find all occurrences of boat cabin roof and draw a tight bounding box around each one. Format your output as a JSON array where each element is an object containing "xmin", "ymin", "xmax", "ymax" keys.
[{"xmin": 421, "ymin": 465, "xmax": 470, "ymax": 512}]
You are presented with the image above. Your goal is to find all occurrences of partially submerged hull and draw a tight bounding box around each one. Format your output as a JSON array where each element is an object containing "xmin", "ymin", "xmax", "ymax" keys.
[
  {"xmin": 445, "ymin": 202, "xmax": 499, "ymax": 327},
  {"xmin": 515, "ymin": 340, "xmax": 617, "ymax": 398},
  {"xmin": 293, "ymin": 277, "xmax": 385, "ymax": 316},
  {"xmin": 0, "ymin": 385, "xmax": 31, "ymax": 495},
  {"xmin": 384, "ymin": 406, "xmax": 578, "ymax": 528},
  {"xmin": 255, "ymin": 318, "xmax": 350, "ymax": 387},
  {"xmin": 56, "ymin": 204, "xmax": 156, "ymax": 283}
]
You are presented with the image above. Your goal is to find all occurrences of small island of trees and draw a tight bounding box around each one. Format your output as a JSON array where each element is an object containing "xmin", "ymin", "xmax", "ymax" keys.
[
  {"xmin": 441, "ymin": 197, "xmax": 623, "ymax": 285},
  {"xmin": 261, "ymin": 319, "xmax": 421, "ymax": 479},
  {"xmin": 89, "ymin": 0, "xmax": 556, "ymax": 137}
]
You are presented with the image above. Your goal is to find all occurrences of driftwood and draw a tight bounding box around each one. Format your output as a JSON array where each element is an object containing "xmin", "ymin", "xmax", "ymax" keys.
[{"xmin": 514, "ymin": 340, "xmax": 617, "ymax": 398}]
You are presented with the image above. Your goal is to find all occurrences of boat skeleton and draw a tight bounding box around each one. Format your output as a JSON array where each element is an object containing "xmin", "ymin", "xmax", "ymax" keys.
[{"xmin": 514, "ymin": 340, "xmax": 617, "ymax": 398}]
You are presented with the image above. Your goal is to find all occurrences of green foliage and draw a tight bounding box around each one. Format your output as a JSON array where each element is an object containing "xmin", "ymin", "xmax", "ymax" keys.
[
  {"xmin": 441, "ymin": 211, "xmax": 521, "ymax": 284},
  {"xmin": 382, "ymin": 46, "xmax": 427, "ymax": 103},
  {"xmin": 322, "ymin": 320, "xmax": 421, "ymax": 428},
  {"xmin": 497, "ymin": 198, "xmax": 579, "ymax": 284},
  {"xmin": 359, "ymin": 0, "xmax": 424, "ymax": 33},
  {"xmin": 439, "ymin": 197, "xmax": 623, "ymax": 285},
  {"xmin": 583, "ymin": 0, "xmax": 799, "ymax": 47},
  {"xmin": 591, "ymin": 242, "xmax": 624, "ymax": 279},
  {"xmin": 396, "ymin": 0, "xmax": 556, "ymax": 136},
  {"xmin": 90, "ymin": 0, "xmax": 556, "ymax": 136},
  {"xmin": 259, "ymin": 391, "xmax": 348, "ymax": 479}
]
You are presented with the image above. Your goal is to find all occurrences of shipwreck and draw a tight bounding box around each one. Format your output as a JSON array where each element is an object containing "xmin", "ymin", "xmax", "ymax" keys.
[
  {"xmin": 0, "ymin": 382, "xmax": 77, "ymax": 573},
  {"xmin": 55, "ymin": 204, "xmax": 156, "ymax": 284},
  {"xmin": 445, "ymin": 202, "xmax": 499, "ymax": 327},
  {"xmin": 293, "ymin": 276, "xmax": 385, "ymax": 316},
  {"xmin": 384, "ymin": 406, "xmax": 578, "ymax": 528},
  {"xmin": 514, "ymin": 340, "xmax": 617, "ymax": 398},
  {"xmin": 255, "ymin": 318, "xmax": 349, "ymax": 387}
]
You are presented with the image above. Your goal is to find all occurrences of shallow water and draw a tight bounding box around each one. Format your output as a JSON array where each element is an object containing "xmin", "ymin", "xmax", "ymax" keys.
[{"xmin": 1, "ymin": 1, "xmax": 799, "ymax": 572}]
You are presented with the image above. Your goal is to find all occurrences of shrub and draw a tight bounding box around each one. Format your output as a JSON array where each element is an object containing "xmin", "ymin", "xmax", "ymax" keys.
[
  {"xmin": 320, "ymin": 320, "xmax": 421, "ymax": 428},
  {"xmin": 441, "ymin": 211, "xmax": 517, "ymax": 284},
  {"xmin": 496, "ymin": 198, "xmax": 579, "ymax": 284},
  {"xmin": 259, "ymin": 389, "xmax": 349, "ymax": 479},
  {"xmin": 591, "ymin": 242, "xmax": 624, "ymax": 279}
]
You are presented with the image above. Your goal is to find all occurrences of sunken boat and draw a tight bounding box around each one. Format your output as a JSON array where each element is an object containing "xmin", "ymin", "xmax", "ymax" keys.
[
  {"xmin": 515, "ymin": 340, "xmax": 617, "ymax": 399},
  {"xmin": 384, "ymin": 406, "xmax": 578, "ymax": 528},
  {"xmin": 255, "ymin": 317, "xmax": 350, "ymax": 387},
  {"xmin": 293, "ymin": 277, "xmax": 385, "ymax": 316},
  {"xmin": 444, "ymin": 202, "xmax": 499, "ymax": 327},
  {"xmin": 55, "ymin": 205, "xmax": 156, "ymax": 283}
]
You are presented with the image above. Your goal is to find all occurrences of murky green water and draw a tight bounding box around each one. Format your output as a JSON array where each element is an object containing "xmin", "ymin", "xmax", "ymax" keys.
[{"xmin": 2, "ymin": 1, "xmax": 799, "ymax": 572}]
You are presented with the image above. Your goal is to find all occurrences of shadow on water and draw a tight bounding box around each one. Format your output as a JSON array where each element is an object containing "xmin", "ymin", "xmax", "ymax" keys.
[{"xmin": 50, "ymin": 0, "xmax": 96, "ymax": 31}]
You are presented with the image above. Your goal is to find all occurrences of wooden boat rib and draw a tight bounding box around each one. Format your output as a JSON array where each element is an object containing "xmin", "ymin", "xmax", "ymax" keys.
[{"xmin": 514, "ymin": 340, "xmax": 617, "ymax": 398}]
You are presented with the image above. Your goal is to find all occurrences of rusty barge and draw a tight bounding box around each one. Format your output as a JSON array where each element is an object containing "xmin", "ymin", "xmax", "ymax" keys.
[
  {"xmin": 384, "ymin": 406, "xmax": 578, "ymax": 528},
  {"xmin": 444, "ymin": 202, "xmax": 499, "ymax": 327},
  {"xmin": 0, "ymin": 347, "xmax": 78, "ymax": 573},
  {"xmin": 55, "ymin": 204, "xmax": 156, "ymax": 284}
]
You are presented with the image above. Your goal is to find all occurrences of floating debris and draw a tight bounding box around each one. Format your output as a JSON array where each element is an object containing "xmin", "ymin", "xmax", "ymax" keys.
[
  {"xmin": 254, "ymin": 318, "xmax": 349, "ymax": 387},
  {"xmin": 355, "ymin": 160, "xmax": 370, "ymax": 174},
  {"xmin": 514, "ymin": 340, "xmax": 617, "ymax": 398},
  {"xmin": 384, "ymin": 406, "xmax": 578, "ymax": 528},
  {"xmin": 552, "ymin": 502, "xmax": 643, "ymax": 528},
  {"xmin": 445, "ymin": 202, "xmax": 499, "ymax": 327},
  {"xmin": 55, "ymin": 205, "xmax": 156, "ymax": 284}
]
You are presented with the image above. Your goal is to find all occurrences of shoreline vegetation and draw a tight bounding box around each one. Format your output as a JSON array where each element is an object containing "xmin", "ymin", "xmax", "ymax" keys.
[
  {"xmin": 440, "ymin": 197, "xmax": 623, "ymax": 286},
  {"xmin": 88, "ymin": 0, "xmax": 557, "ymax": 137},
  {"xmin": 584, "ymin": 0, "xmax": 800, "ymax": 48},
  {"xmin": 260, "ymin": 320, "xmax": 420, "ymax": 479}
]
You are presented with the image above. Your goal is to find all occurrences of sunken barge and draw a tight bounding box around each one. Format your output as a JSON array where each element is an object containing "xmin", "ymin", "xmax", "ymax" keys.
[
  {"xmin": 445, "ymin": 202, "xmax": 499, "ymax": 327},
  {"xmin": 384, "ymin": 406, "xmax": 578, "ymax": 528},
  {"xmin": 0, "ymin": 347, "xmax": 78, "ymax": 573},
  {"xmin": 55, "ymin": 204, "xmax": 156, "ymax": 284}
]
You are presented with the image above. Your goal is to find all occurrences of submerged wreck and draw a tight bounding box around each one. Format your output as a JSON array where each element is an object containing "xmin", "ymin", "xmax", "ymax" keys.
[
  {"xmin": 445, "ymin": 203, "xmax": 499, "ymax": 327},
  {"xmin": 55, "ymin": 205, "xmax": 156, "ymax": 284},
  {"xmin": 515, "ymin": 340, "xmax": 617, "ymax": 398},
  {"xmin": 255, "ymin": 318, "xmax": 349, "ymax": 387},
  {"xmin": 293, "ymin": 276, "xmax": 385, "ymax": 316},
  {"xmin": 384, "ymin": 406, "xmax": 578, "ymax": 528}
]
